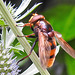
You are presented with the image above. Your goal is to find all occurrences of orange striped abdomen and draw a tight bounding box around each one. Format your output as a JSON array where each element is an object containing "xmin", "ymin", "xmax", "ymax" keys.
[{"xmin": 47, "ymin": 37, "xmax": 56, "ymax": 67}]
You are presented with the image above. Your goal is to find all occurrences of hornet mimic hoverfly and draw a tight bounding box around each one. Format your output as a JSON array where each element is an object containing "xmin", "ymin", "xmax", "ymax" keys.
[{"xmin": 17, "ymin": 13, "xmax": 75, "ymax": 68}]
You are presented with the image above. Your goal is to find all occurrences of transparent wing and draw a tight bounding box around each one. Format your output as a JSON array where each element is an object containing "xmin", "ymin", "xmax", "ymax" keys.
[
  {"xmin": 38, "ymin": 29, "xmax": 51, "ymax": 68},
  {"xmin": 54, "ymin": 31, "xmax": 75, "ymax": 58}
]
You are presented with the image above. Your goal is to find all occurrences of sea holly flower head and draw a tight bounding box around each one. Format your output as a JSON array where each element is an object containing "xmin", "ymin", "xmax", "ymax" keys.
[
  {"xmin": 0, "ymin": 44, "xmax": 21, "ymax": 75},
  {"xmin": 0, "ymin": 0, "xmax": 43, "ymax": 75}
]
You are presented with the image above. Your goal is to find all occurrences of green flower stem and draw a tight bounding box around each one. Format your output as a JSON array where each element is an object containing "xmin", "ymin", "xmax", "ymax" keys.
[
  {"xmin": 0, "ymin": 0, "xmax": 50, "ymax": 75},
  {"xmin": 2, "ymin": 26, "xmax": 6, "ymax": 48}
]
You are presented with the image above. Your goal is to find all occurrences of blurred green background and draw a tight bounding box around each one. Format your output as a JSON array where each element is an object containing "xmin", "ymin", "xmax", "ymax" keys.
[{"xmin": 3, "ymin": 0, "xmax": 75, "ymax": 75}]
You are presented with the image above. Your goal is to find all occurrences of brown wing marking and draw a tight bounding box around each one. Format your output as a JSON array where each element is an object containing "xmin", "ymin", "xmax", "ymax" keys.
[
  {"xmin": 38, "ymin": 29, "xmax": 51, "ymax": 68},
  {"xmin": 54, "ymin": 31, "xmax": 75, "ymax": 58}
]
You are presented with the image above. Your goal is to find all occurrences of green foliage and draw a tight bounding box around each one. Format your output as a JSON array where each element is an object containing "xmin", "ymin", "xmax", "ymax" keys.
[
  {"xmin": 65, "ymin": 39, "xmax": 75, "ymax": 75},
  {"xmin": 0, "ymin": 19, "xmax": 5, "ymax": 26},
  {"xmin": 0, "ymin": 20, "xmax": 8, "ymax": 26},
  {"xmin": 65, "ymin": 54, "xmax": 75, "ymax": 75}
]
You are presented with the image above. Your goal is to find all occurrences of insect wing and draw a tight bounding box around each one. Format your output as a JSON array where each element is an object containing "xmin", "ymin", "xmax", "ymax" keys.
[
  {"xmin": 38, "ymin": 29, "xmax": 51, "ymax": 68},
  {"xmin": 54, "ymin": 31, "xmax": 75, "ymax": 58}
]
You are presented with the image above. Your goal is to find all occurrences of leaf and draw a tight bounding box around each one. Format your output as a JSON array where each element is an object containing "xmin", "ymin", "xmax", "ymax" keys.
[
  {"xmin": 14, "ymin": 42, "xmax": 24, "ymax": 52},
  {"xmin": 0, "ymin": 19, "xmax": 5, "ymax": 26},
  {"xmin": 65, "ymin": 39, "xmax": 75, "ymax": 75},
  {"xmin": 65, "ymin": 54, "xmax": 75, "ymax": 75}
]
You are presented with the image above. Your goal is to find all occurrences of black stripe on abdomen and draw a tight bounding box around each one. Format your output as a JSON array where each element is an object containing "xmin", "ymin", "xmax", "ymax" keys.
[
  {"xmin": 50, "ymin": 55, "xmax": 55, "ymax": 58},
  {"xmin": 51, "ymin": 44, "xmax": 56, "ymax": 50}
]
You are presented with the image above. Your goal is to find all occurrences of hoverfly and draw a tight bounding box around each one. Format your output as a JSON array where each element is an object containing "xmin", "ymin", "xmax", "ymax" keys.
[{"xmin": 17, "ymin": 13, "xmax": 75, "ymax": 68}]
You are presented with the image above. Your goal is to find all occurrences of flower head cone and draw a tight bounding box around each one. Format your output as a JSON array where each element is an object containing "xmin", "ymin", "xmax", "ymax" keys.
[{"xmin": 0, "ymin": 44, "xmax": 21, "ymax": 75}]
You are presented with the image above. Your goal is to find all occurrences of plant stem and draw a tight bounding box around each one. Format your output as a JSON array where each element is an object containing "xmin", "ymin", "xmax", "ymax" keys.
[
  {"xmin": 2, "ymin": 26, "xmax": 6, "ymax": 48},
  {"xmin": 0, "ymin": 0, "xmax": 50, "ymax": 75}
]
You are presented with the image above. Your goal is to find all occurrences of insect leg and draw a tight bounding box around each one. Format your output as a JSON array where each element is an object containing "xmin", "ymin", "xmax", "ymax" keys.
[
  {"xmin": 16, "ymin": 38, "xmax": 38, "ymax": 64},
  {"xmin": 16, "ymin": 23, "xmax": 31, "ymax": 27},
  {"xmin": 17, "ymin": 33, "xmax": 36, "ymax": 38},
  {"xmin": 16, "ymin": 23, "xmax": 34, "ymax": 31}
]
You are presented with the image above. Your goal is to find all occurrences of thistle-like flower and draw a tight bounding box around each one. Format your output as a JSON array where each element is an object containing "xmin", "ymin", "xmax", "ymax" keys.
[
  {"xmin": 0, "ymin": 44, "xmax": 20, "ymax": 75},
  {"xmin": 0, "ymin": 0, "xmax": 43, "ymax": 75},
  {"xmin": 0, "ymin": 2, "xmax": 21, "ymax": 74}
]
